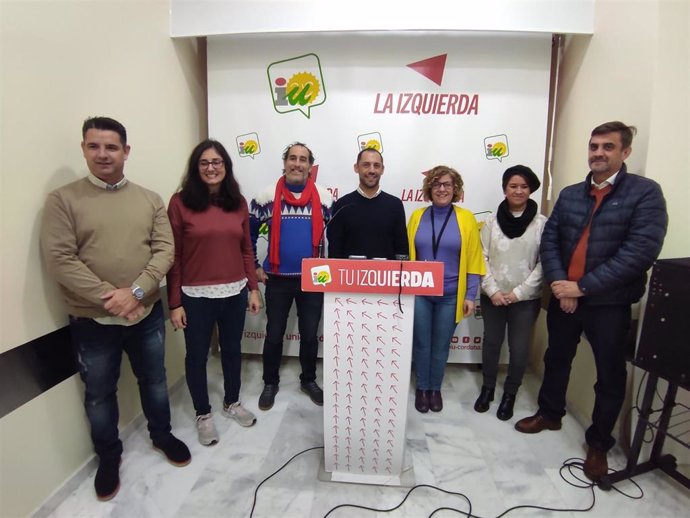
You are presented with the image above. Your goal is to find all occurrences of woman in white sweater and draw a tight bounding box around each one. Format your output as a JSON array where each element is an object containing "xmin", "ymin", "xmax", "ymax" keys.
[{"xmin": 474, "ymin": 165, "xmax": 547, "ymax": 420}]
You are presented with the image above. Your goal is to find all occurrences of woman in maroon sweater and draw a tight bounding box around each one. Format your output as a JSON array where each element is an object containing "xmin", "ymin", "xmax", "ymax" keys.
[{"xmin": 167, "ymin": 140, "xmax": 261, "ymax": 446}]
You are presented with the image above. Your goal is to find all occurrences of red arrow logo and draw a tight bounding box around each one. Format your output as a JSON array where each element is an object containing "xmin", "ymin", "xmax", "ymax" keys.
[{"xmin": 407, "ymin": 54, "xmax": 447, "ymax": 86}]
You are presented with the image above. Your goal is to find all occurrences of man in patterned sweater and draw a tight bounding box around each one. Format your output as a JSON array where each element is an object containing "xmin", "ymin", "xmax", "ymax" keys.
[{"xmin": 249, "ymin": 142, "xmax": 332, "ymax": 410}]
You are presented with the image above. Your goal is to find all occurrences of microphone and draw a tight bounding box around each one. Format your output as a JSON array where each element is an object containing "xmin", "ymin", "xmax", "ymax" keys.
[{"xmin": 317, "ymin": 203, "xmax": 353, "ymax": 258}]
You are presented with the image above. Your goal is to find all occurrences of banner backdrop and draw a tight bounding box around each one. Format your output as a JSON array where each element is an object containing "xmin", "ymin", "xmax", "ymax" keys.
[{"xmin": 207, "ymin": 32, "xmax": 551, "ymax": 362}]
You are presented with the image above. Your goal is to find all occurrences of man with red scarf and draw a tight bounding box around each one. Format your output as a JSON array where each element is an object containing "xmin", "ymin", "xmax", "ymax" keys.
[{"xmin": 249, "ymin": 143, "xmax": 332, "ymax": 411}]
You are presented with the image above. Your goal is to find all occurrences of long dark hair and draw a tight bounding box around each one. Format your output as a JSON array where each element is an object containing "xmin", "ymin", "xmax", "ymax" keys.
[{"xmin": 180, "ymin": 139, "xmax": 241, "ymax": 212}]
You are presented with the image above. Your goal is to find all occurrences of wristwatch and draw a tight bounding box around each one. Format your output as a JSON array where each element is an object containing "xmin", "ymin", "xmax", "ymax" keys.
[{"xmin": 131, "ymin": 285, "xmax": 145, "ymax": 300}]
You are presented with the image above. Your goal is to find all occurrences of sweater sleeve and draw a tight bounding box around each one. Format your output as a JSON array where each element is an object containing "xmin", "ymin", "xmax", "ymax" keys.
[
  {"xmin": 40, "ymin": 190, "xmax": 116, "ymax": 305},
  {"xmin": 392, "ymin": 197, "xmax": 410, "ymax": 257},
  {"xmin": 132, "ymin": 192, "xmax": 174, "ymax": 297},
  {"xmin": 240, "ymin": 198, "xmax": 260, "ymax": 290},
  {"xmin": 166, "ymin": 194, "xmax": 184, "ymax": 309},
  {"xmin": 479, "ymin": 216, "xmax": 500, "ymax": 297},
  {"xmin": 249, "ymin": 196, "xmax": 266, "ymax": 269},
  {"xmin": 464, "ymin": 211, "xmax": 486, "ymax": 276},
  {"xmin": 327, "ymin": 198, "xmax": 345, "ymax": 258},
  {"xmin": 512, "ymin": 216, "xmax": 546, "ymax": 301}
]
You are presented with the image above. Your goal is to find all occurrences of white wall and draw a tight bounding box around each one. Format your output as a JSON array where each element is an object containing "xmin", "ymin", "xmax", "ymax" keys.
[
  {"xmin": 531, "ymin": 0, "xmax": 690, "ymax": 463},
  {"xmin": 170, "ymin": 0, "xmax": 595, "ymax": 37},
  {"xmin": 0, "ymin": 1, "xmax": 206, "ymax": 515}
]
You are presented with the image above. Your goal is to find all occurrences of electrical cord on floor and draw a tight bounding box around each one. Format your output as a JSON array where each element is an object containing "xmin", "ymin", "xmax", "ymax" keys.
[
  {"xmin": 249, "ymin": 445, "xmax": 324, "ymax": 518},
  {"xmin": 248, "ymin": 446, "xmax": 645, "ymax": 518}
]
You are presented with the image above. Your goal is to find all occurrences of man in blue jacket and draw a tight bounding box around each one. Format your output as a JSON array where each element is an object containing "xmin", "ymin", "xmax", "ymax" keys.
[{"xmin": 515, "ymin": 122, "xmax": 667, "ymax": 483}]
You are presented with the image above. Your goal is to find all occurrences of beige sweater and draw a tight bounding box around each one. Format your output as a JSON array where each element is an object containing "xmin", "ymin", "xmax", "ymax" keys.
[{"xmin": 41, "ymin": 177, "xmax": 174, "ymax": 317}]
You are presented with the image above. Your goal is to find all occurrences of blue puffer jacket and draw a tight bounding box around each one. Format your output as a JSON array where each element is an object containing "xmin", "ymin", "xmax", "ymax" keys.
[{"xmin": 540, "ymin": 164, "xmax": 667, "ymax": 305}]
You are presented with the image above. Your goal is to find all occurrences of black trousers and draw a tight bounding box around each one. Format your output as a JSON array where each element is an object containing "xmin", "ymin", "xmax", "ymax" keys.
[
  {"xmin": 262, "ymin": 275, "xmax": 323, "ymax": 385},
  {"xmin": 537, "ymin": 296, "xmax": 631, "ymax": 451}
]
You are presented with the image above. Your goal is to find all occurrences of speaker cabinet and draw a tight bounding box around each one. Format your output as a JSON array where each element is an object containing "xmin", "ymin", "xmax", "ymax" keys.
[{"xmin": 635, "ymin": 258, "xmax": 690, "ymax": 389}]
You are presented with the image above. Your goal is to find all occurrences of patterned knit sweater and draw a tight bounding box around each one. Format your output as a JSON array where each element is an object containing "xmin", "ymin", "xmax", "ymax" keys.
[{"xmin": 249, "ymin": 182, "xmax": 332, "ymax": 276}]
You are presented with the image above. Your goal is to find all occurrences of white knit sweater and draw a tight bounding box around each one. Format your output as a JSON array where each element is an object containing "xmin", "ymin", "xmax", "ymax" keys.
[{"xmin": 480, "ymin": 212, "xmax": 547, "ymax": 301}]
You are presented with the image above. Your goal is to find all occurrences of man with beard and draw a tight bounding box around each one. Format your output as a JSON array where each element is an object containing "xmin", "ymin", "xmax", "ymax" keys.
[
  {"xmin": 249, "ymin": 142, "xmax": 332, "ymax": 410},
  {"xmin": 328, "ymin": 148, "xmax": 408, "ymax": 259}
]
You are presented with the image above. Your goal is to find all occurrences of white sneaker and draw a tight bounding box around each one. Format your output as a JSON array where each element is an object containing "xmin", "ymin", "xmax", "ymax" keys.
[
  {"xmin": 196, "ymin": 413, "xmax": 219, "ymax": 446},
  {"xmin": 223, "ymin": 401, "xmax": 257, "ymax": 427}
]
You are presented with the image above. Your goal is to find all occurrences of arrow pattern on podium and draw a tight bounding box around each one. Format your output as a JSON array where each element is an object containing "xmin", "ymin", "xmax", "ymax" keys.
[{"xmin": 324, "ymin": 293, "xmax": 413, "ymax": 476}]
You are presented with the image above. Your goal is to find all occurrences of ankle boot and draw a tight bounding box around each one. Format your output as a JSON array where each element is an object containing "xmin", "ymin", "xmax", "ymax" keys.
[
  {"xmin": 473, "ymin": 386, "xmax": 494, "ymax": 413},
  {"xmin": 415, "ymin": 389, "xmax": 429, "ymax": 413},
  {"xmin": 496, "ymin": 392, "xmax": 516, "ymax": 421}
]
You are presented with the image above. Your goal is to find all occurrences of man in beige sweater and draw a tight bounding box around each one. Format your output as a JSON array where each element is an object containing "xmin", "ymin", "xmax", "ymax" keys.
[{"xmin": 41, "ymin": 116, "xmax": 190, "ymax": 501}]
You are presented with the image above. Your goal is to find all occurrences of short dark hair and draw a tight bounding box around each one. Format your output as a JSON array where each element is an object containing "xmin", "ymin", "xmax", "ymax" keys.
[
  {"xmin": 591, "ymin": 121, "xmax": 637, "ymax": 149},
  {"xmin": 180, "ymin": 139, "xmax": 242, "ymax": 212},
  {"xmin": 82, "ymin": 116, "xmax": 127, "ymax": 145},
  {"xmin": 356, "ymin": 147, "xmax": 384, "ymax": 165},
  {"xmin": 282, "ymin": 142, "xmax": 315, "ymax": 165}
]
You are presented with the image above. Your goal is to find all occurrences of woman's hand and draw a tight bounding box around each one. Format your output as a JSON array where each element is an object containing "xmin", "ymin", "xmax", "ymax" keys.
[
  {"xmin": 463, "ymin": 299, "xmax": 475, "ymax": 317},
  {"xmin": 248, "ymin": 290, "xmax": 262, "ymax": 315},
  {"xmin": 256, "ymin": 267, "xmax": 268, "ymax": 283},
  {"xmin": 490, "ymin": 292, "xmax": 508, "ymax": 306},
  {"xmin": 170, "ymin": 306, "xmax": 187, "ymax": 330}
]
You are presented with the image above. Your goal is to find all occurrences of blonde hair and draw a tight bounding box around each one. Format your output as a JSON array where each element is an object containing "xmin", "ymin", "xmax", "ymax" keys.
[{"xmin": 422, "ymin": 165, "xmax": 464, "ymax": 203}]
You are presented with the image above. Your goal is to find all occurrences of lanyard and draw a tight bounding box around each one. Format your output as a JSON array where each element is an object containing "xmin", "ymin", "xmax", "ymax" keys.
[{"xmin": 430, "ymin": 206, "xmax": 454, "ymax": 260}]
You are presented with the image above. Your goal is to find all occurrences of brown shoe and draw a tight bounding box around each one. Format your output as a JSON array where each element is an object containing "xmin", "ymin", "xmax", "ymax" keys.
[
  {"xmin": 415, "ymin": 390, "xmax": 429, "ymax": 413},
  {"xmin": 428, "ymin": 390, "xmax": 443, "ymax": 412},
  {"xmin": 514, "ymin": 413, "xmax": 561, "ymax": 434},
  {"xmin": 583, "ymin": 446, "xmax": 608, "ymax": 482}
]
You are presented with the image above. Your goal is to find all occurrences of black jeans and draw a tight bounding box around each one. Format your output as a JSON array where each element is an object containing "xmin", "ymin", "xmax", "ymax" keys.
[
  {"xmin": 537, "ymin": 296, "xmax": 631, "ymax": 451},
  {"xmin": 262, "ymin": 275, "xmax": 323, "ymax": 385},
  {"xmin": 182, "ymin": 289, "xmax": 248, "ymax": 415}
]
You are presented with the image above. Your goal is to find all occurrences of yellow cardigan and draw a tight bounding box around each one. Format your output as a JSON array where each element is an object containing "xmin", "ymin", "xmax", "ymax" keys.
[{"xmin": 407, "ymin": 205, "xmax": 486, "ymax": 323}]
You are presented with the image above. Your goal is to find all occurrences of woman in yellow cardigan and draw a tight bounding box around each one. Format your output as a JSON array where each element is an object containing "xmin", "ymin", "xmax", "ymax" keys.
[{"xmin": 407, "ymin": 165, "xmax": 485, "ymax": 413}]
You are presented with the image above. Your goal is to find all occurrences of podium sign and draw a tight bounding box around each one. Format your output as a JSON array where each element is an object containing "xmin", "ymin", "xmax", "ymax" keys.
[{"xmin": 302, "ymin": 258, "xmax": 443, "ymax": 485}]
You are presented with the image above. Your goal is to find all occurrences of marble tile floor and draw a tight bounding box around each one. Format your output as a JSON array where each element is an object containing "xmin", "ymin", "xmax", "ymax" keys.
[{"xmin": 36, "ymin": 355, "xmax": 690, "ymax": 518}]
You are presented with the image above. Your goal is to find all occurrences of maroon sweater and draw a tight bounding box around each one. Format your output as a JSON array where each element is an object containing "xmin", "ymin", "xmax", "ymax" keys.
[{"xmin": 167, "ymin": 193, "xmax": 259, "ymax": 309}]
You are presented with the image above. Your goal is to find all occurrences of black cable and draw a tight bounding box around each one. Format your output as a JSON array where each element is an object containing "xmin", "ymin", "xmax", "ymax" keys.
[
  {"xmin": 325, "ymin": 484, "xmax": 472, "ymax": 517},
  {"xmin": 250, "ymin": 448, "xmax": 646, "ymax": 518},
  {"xmin": 248, "ymin": 445, "xmax": 324, "ymax": 518},
  {"xmin": 397, "ymin": 259, "xmax": 404, "ymax": 314}
]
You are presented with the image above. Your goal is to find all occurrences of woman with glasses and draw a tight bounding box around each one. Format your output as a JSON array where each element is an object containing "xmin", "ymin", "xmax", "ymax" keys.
[
  {"xmin": 167, "ymin": 140, "xmax": 261, "ymax": 446},
  {"xmin": 474, "ymin": 165, "xmax": 546, "ymax": 421},
  {"xmin": 407, "ymin": 166, "xmax": 485, "ymax": 413}
]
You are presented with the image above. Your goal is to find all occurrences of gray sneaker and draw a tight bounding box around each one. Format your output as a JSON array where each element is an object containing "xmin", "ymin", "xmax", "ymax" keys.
[
  {"xmin": 223, "ymin": 401, "xmax": 257, "ymax": 427},
  {"xmin": 196, "ymin": 413, "xmax": 219, "ymax": 446}
]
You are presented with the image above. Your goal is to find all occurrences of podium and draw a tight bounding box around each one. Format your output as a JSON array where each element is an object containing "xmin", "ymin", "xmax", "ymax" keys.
[{"xmin": 302, "ymin": 258, "xmax": 443, "ymax": 485}]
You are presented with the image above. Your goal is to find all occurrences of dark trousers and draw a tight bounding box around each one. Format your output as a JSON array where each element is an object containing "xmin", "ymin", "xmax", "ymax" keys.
[
  {"xmin": 70, "ymin": 301, "xmax": 172, "ymax": 461},
  {"xmin": 262, "ymin": 275, "xmax": 323, "ymax": 385},
  {"xmin": 481, "ymin": 295, "xmax": 541, "ymax": 395},
  {"xmin": 538, "ymin": 296, "xmax": 631, "ymax": 451},
  {"xmin": 182, "ymin": 289, "xmax": 248, "ymax": 416}
]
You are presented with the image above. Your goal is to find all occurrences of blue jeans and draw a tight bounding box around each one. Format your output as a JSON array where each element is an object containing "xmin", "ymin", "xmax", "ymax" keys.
[
  {"xmin": 262, "ymin": 275, "xmax": 323, "ymax": 385},
  {"xmin": 480, "ymin": 295, "xmax": 541, "ymax": 395},
  {"xmin": 412, "ymin": 294, "xmax": 458, "ymax": 391},
  {"xmin": 70, "ymin": 301, "xmax": 172, "ymax": 461},
  {"xmin": 182, "ymin": 289, "xmax": 248, "ymax": 415}
]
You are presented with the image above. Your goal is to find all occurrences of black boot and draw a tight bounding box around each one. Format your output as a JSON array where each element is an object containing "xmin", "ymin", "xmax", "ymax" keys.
[
  {"xmin": 496, "ymin": 392, "xmax": 516, "ymax": 421},
  {"xmin": 473, "ymin": 386, "xmax": 494, "ymax": 413}
]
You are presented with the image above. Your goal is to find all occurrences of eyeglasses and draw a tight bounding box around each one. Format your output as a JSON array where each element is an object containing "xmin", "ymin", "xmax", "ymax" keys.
[
  {"xmin": 199, "ymin": 159, "xmax": 224, "ymax": 169},
  {"xmin": 431, "ymin": 181, "xmax": 453, "ymax": 191}
]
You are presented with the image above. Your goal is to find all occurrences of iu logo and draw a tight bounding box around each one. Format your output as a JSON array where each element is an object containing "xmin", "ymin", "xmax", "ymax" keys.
[{"xmin": 267, "ymin": 53, "xmax": 327, "ymax": 119}]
